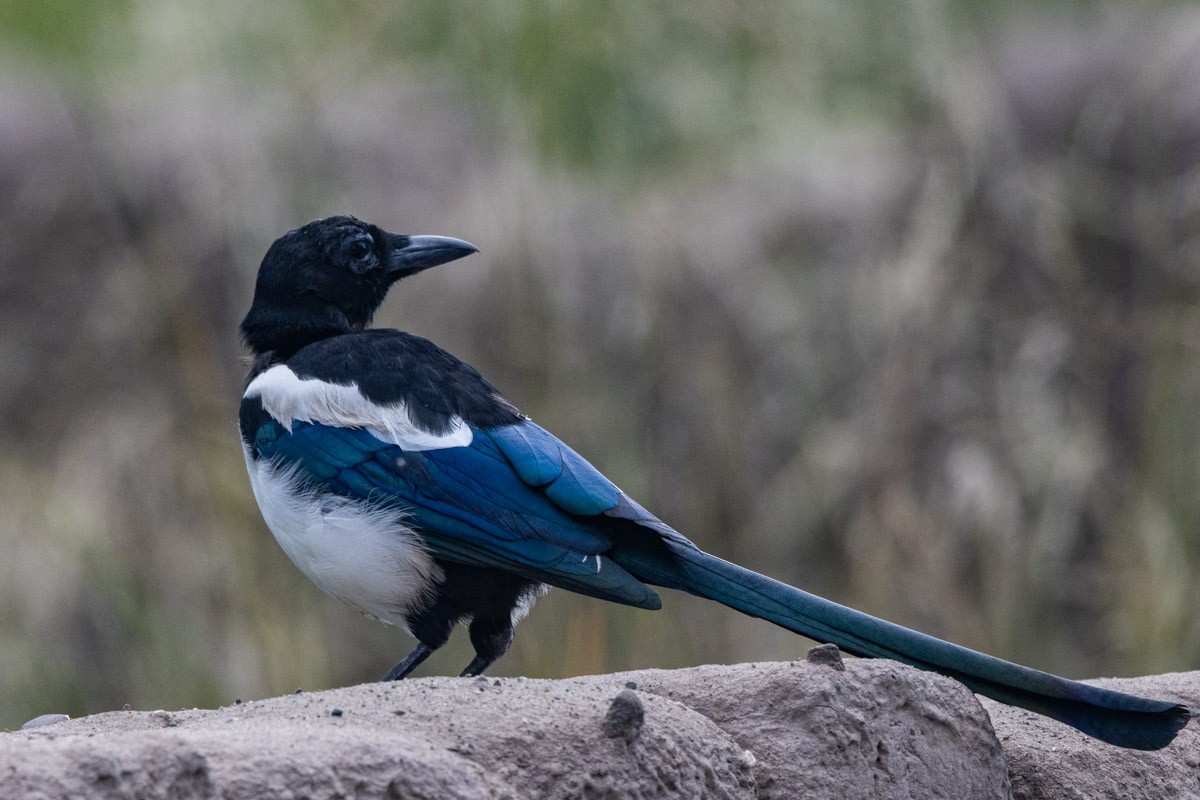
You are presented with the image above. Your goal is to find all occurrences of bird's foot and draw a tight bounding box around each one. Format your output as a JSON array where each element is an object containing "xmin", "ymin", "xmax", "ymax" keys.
[{"xmin": 459, "ymin": 655, "xmax": 494, "ymax": 677}]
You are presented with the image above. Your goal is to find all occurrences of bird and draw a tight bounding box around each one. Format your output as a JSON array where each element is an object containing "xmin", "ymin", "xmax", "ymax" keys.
[{"xmin": 239, "ymin": 215, "xmax": 1190, "ymax": 750}]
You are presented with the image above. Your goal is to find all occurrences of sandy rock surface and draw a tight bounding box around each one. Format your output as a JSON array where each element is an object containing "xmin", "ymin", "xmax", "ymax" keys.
[
  {"xmin": 1, "ymin": 657, "xmax": 1192, "ymax": 799},
  {"xmin": 983, "ymin": 671, "xmax": 1200, "ymax": 800},
  {"xmin": 577, "ymin": 654, "xmax": 1010, "ymax": 800}
]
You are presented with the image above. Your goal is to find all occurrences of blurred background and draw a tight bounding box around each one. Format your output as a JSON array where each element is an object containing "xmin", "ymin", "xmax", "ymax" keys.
[{"xmin": 0, "ymin": 0, "xmax": 1198, "ymax": 726}]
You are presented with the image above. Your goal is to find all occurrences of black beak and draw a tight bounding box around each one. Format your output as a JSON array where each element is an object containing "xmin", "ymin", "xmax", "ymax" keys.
[{"xmin": 387, "ymin": 234, "xmax": 479, "ymax": 278}]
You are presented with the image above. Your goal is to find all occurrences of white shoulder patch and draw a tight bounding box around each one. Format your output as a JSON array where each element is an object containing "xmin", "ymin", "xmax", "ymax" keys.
[{"xmin": 244, "ymin": 364, "xmax": 473, "ymax": 451}]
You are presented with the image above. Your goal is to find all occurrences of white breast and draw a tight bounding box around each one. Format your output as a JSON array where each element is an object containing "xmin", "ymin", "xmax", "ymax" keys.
[
  {"xmin": 243, "ymin": 364, "xmax": 473, "ymax": 451},
  {"xmin": 243, "ymin": 448, "xmax": 443, "ymax": 629}
]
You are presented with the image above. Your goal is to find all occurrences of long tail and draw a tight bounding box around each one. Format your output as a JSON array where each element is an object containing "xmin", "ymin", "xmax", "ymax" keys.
[{"xmin": 613, "ymin": 540, "xmax": 1191, "ymax": 750}]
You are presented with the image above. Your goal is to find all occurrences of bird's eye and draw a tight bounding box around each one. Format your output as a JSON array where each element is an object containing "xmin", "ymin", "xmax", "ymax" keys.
[{"xmin": 347, "ymin": 240, "xmax": 371, "ymax": 260}]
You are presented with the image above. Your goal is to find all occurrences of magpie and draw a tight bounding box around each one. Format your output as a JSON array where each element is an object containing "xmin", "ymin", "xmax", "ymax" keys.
[{"xmin": 239, "ymin": 215, "xmax": 1190, "ymax": 750}]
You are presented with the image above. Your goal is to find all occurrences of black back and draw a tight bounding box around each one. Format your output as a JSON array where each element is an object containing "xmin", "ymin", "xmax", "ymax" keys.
[{"xmin": 244, "ymin": 329, "xmax": 523, "ymax": 441}]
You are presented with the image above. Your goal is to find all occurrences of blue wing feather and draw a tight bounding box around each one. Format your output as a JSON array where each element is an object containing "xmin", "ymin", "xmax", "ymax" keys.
[
  {"xmin": 488, "ymin": 422, "xmax": 621, "ymax": 516},
  {"xmin": 252, "ymin": 417, "xmax": 661, "ymax": 609},
  {"xmin": 484, "ymin": 423, "xmax": 564, "ymax": 486}
]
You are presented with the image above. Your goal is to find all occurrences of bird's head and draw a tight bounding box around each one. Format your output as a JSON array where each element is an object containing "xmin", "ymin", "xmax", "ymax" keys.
[{"xmin": 240, "ymin": 215, "xmax": 478, "ymax": 357}]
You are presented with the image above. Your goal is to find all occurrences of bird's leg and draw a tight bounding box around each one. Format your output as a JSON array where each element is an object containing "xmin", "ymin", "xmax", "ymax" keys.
[
  {"xmin": 384, "ymin": 594, "xmax": 463, "ymax": 681},
  {"xmin": 382, "ymin": 642, "xmax": 434, "ymax": 681}
]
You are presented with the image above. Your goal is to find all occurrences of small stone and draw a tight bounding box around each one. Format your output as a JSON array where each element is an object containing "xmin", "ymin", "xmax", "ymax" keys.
[
  {"xmin": 603, "ymin": 689, "xmax": 645, "ymax": 743},
  {"xmin": 294, "ymin": 688, "xmax": 302, "ymax": 694},
  {"xmin": 121, "ymin": 704, "xmax": 132, "ymax": 712},
  {"xmin": 393, "ymin": 709, "xmax": 406, "ymax": 716},
  {"xmin": 151, "ymin": 710, "xmax": 169, "ymax": 718},
  {"xmin": 234, "ymin": 698, "xmax": 242, "ymax": 705},
  {"xmin": 805, "ymin": 643, "xmax": 846, "ymax": 671},
  {"xmin": 737, "ymin": 749, "xmax": 758, "ymax": 768},
  {"xmin": 20, "ymin": 714, "xmax": 69, "ymax": 731},
  {"xmin": 331, "ymin": 708, "xmax": 343, "ymax": 717},
  {"xmin": 625, "ymin": 681, "xmax": 637, "ymax": 690}
]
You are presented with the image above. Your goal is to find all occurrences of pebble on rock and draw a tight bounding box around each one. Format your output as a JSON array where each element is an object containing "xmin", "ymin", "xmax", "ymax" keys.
[
  {"xmin": 805, "ymin": 643, "xmax": 846, "ymax": 671},
  {"xmin": 20, "ymin": 714, "xmax": 69, "ymax": 731},
  {"xmin": 603, "ymin": 689, "xmax": 645, "ymax": 743}
]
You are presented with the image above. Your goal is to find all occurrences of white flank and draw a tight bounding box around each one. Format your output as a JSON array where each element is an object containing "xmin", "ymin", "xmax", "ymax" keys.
[
  {"xmin": 243, "ymin": 448, "xmax": 443, "ymax": 629},
  {"xmin": 510, "ymin": 583, "xmax": 550, "ymax": 627},
  {"xmin": 244, "ymin": 364, "xmax": 472, "ymax": 450}
]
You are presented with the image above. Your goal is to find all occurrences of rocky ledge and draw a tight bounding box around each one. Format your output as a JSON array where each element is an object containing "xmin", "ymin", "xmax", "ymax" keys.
[{"xmin": 2, "ymin": 650, "xmax": 1195, "ymax": 799}]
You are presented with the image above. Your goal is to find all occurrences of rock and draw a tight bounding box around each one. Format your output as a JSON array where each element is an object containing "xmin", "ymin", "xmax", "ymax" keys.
[
  {"xmin": 983, "ymin": 671, "xmax": 1200, "ymax": 800},
  {"xmin": 805, "ymin": 643, "xmax": 846, "ymax": 671},
  {"xmin": 581, "ymin": 660, "xmax": 1010, "ymax": 800},
  {"xmin": 602, "ymin": 689, "xmax": 645, "ymax": 743},
  {"xmin": 0, "ymin": 671, "xmax": 756, "ymax": 799},
  {"xmin": 0, "ymin": 662, "xmax": 1193, "ymax": 799},
  {"xmin": 19, "ymin": 714, "xmax": 69, "ymax": 731}
]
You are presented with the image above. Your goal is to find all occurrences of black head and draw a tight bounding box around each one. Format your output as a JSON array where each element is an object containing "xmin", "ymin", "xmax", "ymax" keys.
[{"xmin": 240, "ymin": 216, "xmax": 477, "ymax": 358}]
